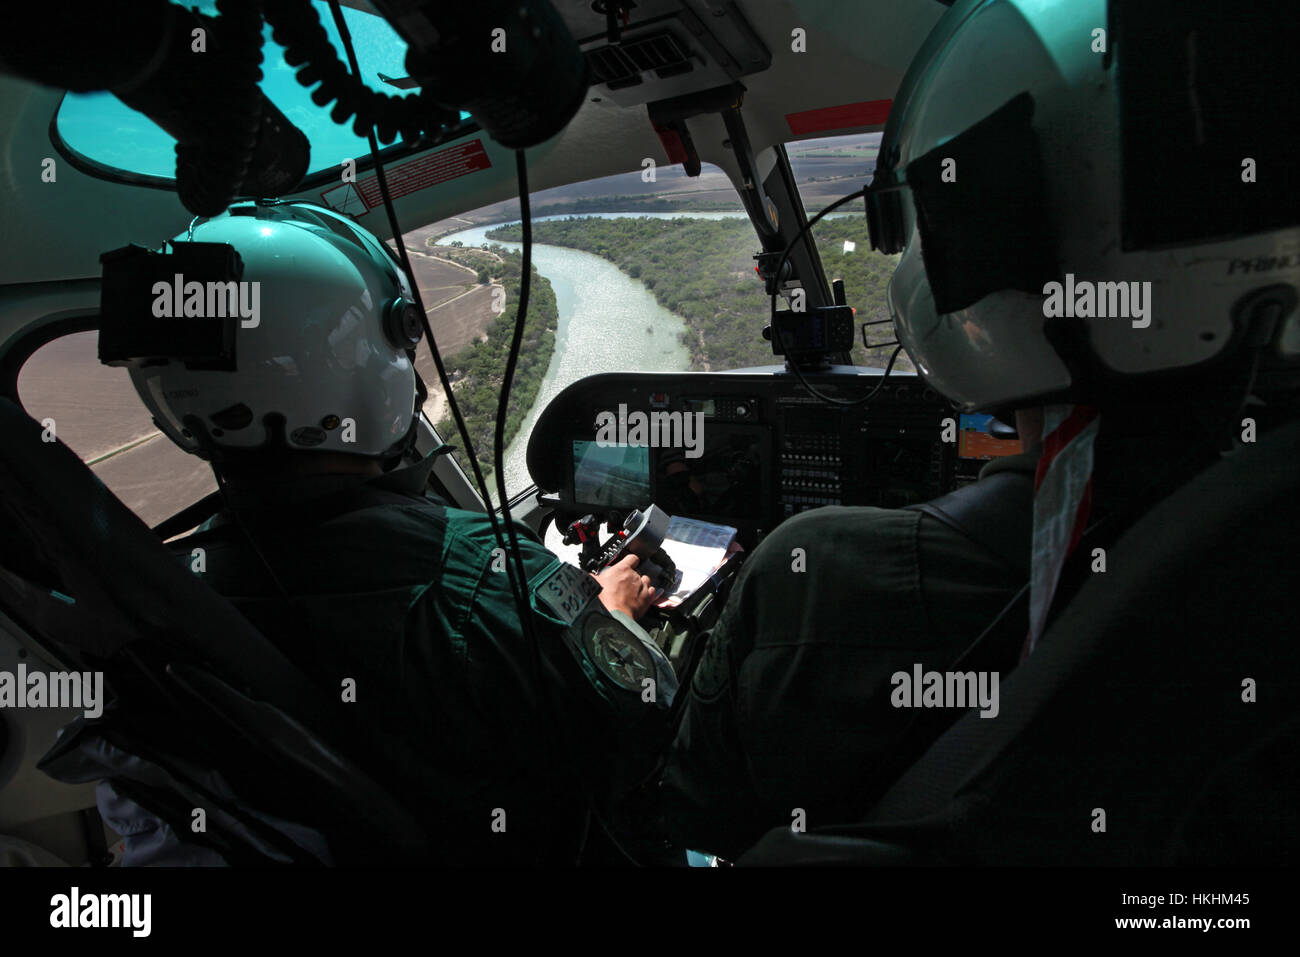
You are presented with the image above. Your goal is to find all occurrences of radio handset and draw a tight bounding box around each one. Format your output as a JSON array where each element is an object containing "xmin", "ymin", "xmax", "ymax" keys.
[{"xmin": 582, "ymin": 505, "xmax": 679, "ymax": 593}]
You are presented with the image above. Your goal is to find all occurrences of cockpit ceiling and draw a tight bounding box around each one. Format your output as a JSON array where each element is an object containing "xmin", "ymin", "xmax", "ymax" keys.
[{"xmin": 0, "ymin": 0, "xmax": 945, "ymax": 286}]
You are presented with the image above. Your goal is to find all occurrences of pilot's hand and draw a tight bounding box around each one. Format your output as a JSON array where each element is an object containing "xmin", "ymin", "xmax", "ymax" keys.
[{"xmin": 594, "ymin": 553, "xmax": 657, "ymax": 620}]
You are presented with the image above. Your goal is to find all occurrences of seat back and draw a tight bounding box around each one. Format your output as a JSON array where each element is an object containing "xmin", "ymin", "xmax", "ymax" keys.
[
  {"xmin": 741, "ymin": 418, "xmax": 1300, "ymax": 865},
  {"xmin": 0, "ymin": 398, "xmax": 435, "ymax": 863}
]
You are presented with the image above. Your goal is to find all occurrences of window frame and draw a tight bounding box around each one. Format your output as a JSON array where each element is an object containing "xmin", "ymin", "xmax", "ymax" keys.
[{"xmin": 48, "ymin": 96, "xmax": 481, "ymax": 198}]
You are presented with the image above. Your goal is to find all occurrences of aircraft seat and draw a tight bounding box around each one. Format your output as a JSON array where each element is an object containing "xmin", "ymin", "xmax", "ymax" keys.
[
  {"xmin": 0, "ymin": 397, "xmax": 437, "ymax": 864},
  {"xmin": 740, "ymin": 418, "xmax": 1300, "ymax": 865}
]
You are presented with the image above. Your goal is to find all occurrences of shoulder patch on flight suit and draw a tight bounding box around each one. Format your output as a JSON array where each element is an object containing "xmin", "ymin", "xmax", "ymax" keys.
[
  {"xmin": 581, "ymin": 615, "xmax": 657, "ymax": 692},
  {"xmin": 530, "ymin": 559, "xmax": 601, "ymax": 626}
]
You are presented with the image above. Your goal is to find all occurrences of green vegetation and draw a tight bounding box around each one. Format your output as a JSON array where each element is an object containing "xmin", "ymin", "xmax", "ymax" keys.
[
  {"xmin": 533, "ymin": 193, "xmax": 742, "ymax": 216},
  {"xmin": 488, "ymin": 214, "xmax": 907, "ymax": 372},
  {"xmin": 812, "ymin": 214, "xmax": 908, "ymax": 365},
  {"xmin": 432, "ymin": 243, "xmax": 498, "ymax": 272},
  {"xmin": 790, "ymin": 147, "xmax": 878, "ymax": 159},
  {"xmin": 431, "ymin": 243, "xmax": 557, "ymax": 477}
]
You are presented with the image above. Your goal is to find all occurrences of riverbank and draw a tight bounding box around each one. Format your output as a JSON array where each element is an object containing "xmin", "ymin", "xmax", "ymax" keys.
[
  {"xmin": 423, "ymin": 242, "xmax": 559, "ymax": 478},
  {"xmin": 487, "ymin": 214, "xmax": 907, "ymax": 372},
  {"xmin": 431, "ymin": 221, "xmax": 693, "ymax": 495},
  {"xmin": 425, "ymin": 209, "xmax": 904, "ymax": 497}
]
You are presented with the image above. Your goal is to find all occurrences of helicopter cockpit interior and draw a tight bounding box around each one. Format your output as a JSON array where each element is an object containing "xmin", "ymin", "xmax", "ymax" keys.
[{"xmin": 0, "ymin": 0, "xmax": 1296, "ymax": 905}]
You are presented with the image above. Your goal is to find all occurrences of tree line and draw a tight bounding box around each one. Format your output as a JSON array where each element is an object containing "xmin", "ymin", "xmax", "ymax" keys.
[
  {"xmin": 430, "ymin": 243, "xmax": 558, "ymax": 477},
  {"xmin": 487, "ymin": 215, "xmax": 909, "ymax": 372}
]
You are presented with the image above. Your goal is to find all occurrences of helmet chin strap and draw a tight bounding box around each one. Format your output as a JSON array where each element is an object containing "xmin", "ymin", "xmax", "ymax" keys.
[
  {"xmin": 380, "ymin": 415, "xmax": 421, "ymax": 472},
  {"xmin": 180, "ymin": 412, "xmax": 230, "ymax": 467},
  {"xmin": 380, "ymin": 363, "xmax": 428, "ymax": 471}
]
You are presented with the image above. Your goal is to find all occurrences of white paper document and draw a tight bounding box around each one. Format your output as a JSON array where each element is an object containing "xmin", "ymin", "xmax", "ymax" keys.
[{"xmin": 656, "ymin": 516, "xmax": 738, "ymax": 608}]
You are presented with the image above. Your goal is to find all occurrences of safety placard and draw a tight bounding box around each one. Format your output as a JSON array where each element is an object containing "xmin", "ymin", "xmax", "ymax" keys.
[{"xmin": 353, "ymin": 139, "xmax": 492, "ymax": 209}]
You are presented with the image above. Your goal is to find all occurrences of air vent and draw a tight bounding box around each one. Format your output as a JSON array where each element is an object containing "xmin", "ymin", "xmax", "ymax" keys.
[
  {"xmin": 587, "ymin": 46, "xmax": 641, "ymax": 89},
  {"xmin": 586, "ymin": 32, "xmax": 693, "ymax": 90}
]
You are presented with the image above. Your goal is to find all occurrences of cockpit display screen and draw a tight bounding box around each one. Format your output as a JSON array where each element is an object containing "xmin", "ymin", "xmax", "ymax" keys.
[
  {"xmin": 654, "ymin": 430, "xmax": 764, "ymax": 521},
  {"xmin": 958, "ymin": 413, "xmax": 1023, "ymax": 460},
  {"xmin": 572, "ymin": 440, "xmax": 651, "ymax": 507}
]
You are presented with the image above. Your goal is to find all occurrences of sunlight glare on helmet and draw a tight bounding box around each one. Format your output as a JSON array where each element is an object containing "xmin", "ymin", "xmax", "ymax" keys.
[{"xmin": 259, "ymin": 227, "xmax": 273, "ymax": 237}]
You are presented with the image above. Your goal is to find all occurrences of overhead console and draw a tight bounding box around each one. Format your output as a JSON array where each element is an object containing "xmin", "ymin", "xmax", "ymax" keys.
[
  {"xmin": 528, "ymin": 370, "xmax": 1019, "ymax": 548},
  {"xmin": 575, "ymin": 1, "xmax": 771, "ymax": 108}
]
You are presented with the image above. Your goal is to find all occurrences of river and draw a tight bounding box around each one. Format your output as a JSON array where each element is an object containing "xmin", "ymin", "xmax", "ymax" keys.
[
  {"xmin": 434, "ymin": 214, "xmax": 745, "ymax": 495},
  {"xmin": 435, "ymin": 212, "xmax": 850, "ymax": 496}
]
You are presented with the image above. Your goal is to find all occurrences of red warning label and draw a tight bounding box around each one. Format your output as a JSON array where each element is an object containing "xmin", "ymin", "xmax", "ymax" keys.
[
  {"xmin": 785, "ymin": 99, "xmax": 892, "ymax": 136},
  {"xmin": 328, "ymin": 139, "xmax": 492, "ymax": 212}
]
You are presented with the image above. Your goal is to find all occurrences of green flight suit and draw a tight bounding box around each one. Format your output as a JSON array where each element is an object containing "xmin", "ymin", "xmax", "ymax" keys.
[
  {"xmin": 661, "ymin": 453, "xmax": 1036, "ymax": 860},
  {"xmin": 166, "ymin": 451, "xmax": 675, "ymax": 864}
]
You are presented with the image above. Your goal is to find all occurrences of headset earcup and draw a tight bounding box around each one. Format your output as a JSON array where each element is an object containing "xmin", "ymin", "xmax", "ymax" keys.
[{"xmin": 383, "ymin": 298, "xmax": 424, "ymax": 349}]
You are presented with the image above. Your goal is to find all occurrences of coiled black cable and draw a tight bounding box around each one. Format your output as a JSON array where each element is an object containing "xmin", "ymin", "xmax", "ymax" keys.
[
  {"xmin": 262, "ymin": 0, "xmax": 456, "ymax": 145},
  {"xmin": 168, "ymin": 0, "xmax": 265, "ymax": 216}
]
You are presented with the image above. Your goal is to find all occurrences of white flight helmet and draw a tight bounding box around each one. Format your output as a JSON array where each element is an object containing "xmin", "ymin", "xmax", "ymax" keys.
[
  {"xmin": 870, "ymin": 0, "xmax": 1300, "ymax": 411},
  {"xmin": 121, "ymin": 200, "xmax": 423, "ymax": 459}
]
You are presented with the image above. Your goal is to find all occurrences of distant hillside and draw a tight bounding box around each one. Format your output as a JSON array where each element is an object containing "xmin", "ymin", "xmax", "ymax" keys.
[{"xmin": 421, "ymin": 142, "xmax": 878, "ymax": 237}]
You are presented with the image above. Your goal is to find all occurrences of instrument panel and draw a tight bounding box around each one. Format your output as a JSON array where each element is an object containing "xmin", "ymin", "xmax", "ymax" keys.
[{"xmin": 528, "ymin": 370, "xmax": 1011, "ymax": 547}]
